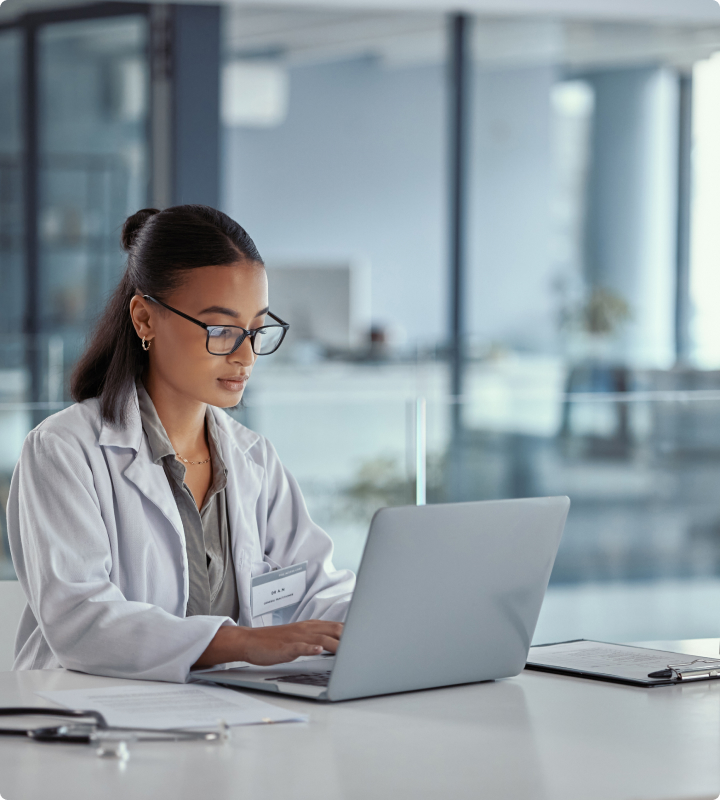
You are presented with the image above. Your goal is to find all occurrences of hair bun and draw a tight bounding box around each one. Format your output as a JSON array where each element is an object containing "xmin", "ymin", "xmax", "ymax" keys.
[{"xmin": 121, "ymin": 208, "xmax": 160, "ymax": 252}]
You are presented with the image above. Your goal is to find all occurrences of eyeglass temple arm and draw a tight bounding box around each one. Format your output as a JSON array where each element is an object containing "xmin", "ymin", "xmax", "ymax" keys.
[
  {"xmin": 143, "ymin": 295, "xmax": 208, "ymax": 330},
  {"xmin": 267, "ymin": 311, "xmax": 289, "ymax": 328}
]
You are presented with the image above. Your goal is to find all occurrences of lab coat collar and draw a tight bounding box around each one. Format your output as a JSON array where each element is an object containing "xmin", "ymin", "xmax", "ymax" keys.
[
  {"xmin": 97, "ymin": 383, "xmax": 261, "ymax": 456},
  {"xmin": 209, "ymin": 404, "xmax": 261, "ymax": 457},
  {"xmin": 97, "ymin": 384, "xmax": 144, "ymax": 451}
]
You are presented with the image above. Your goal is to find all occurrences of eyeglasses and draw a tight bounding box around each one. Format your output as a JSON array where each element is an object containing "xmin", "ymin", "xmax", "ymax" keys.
[{"xmin": 143, "ymin": 295, "xmax": 289, "ymax": 356}]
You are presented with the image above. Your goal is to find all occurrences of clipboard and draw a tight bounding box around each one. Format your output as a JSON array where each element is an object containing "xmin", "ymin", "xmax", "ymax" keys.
[{"xmin": 525, "ymin": 639, "xmax": 720, "ymax": 687}]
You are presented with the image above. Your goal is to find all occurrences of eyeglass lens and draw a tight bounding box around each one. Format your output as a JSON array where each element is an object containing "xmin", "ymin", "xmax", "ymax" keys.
[{"xmin": 207, "ymin": 325, "xmax": 285, "ymax": 355}]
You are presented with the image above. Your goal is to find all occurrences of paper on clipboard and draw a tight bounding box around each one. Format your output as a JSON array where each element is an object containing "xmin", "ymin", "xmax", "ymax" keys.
[{"xmin": 526, "ymin": 640, "xmax": 720, "ymax": 686}]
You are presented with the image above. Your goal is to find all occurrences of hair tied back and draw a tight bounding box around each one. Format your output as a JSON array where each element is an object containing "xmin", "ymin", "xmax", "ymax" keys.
[
  {"xmin": 72, "ymin": 204, "xmax": 264, "ymax": 425},
  {"xmin": 121, "ymin": 208, "xmax": 160, "ymax": 252}
]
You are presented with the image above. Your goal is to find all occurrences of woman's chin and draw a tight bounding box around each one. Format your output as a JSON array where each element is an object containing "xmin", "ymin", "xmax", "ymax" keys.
[{"xmin": 214, "ymin": 387, "xmax": 246, "ymax": 408}]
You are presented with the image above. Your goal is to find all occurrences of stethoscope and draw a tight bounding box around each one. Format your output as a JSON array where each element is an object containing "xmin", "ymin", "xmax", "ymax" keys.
[{"xmin": 0, "ymin": 707, "xmax": 229, "ymax": 759}]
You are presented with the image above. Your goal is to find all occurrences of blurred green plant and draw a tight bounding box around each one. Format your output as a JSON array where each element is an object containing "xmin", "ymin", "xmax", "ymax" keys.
[
  {"xmin": 338, "ymin": 454, "xmax": 446, "ymax": 523},
  {"xmin": 560, "ymin": 286, "xmax": 631, "ymax": 336}
]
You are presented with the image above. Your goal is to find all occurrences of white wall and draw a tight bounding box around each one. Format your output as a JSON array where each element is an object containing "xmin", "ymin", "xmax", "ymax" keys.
[
  {"xmin": 467, "ymin": 64, "xmax": 558, "ymax": 351},
  {"xmin": 223, "ymin": 57, "xmax": 447, "ymax": 347},
  {"xmin": 254, "ymin": 0, "xmax": 720, "ymax": 23},
  {"xmin": 4, "ymin": 0, "xmax": 720, "ymax": 25},
  {"xmin": 223, "ymin": 57, "xmax": 561, "ymax": 352},
  {"xmin": 584, "ymin": 66, "xmax": 679, "ymax": 368},
  {"xmin": 689, "ymin": 53, "xmax": 720, "ymax": 367}
]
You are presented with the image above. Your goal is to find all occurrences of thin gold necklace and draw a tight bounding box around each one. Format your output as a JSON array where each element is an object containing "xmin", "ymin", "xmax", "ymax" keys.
[{"xmin": 175, "ymin": 453, "xmax": 211, "ymax": 466}]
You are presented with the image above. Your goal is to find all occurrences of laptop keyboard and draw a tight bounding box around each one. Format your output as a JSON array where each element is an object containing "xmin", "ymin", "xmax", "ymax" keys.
[{"xmin": 267, "ymin": 671, "xmax": 331, "ymax": 687}]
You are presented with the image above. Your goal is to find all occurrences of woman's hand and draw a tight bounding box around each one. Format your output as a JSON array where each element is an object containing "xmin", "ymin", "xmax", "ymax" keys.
[{"xmin": 194, "ymin": 620, "xmax": 343, "ymax": 668}]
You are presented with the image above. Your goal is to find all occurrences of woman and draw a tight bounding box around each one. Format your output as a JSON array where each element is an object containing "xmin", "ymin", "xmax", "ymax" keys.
[{"xmin": 7, "ymin": 205, "xmax": 354, "ymax": 682}]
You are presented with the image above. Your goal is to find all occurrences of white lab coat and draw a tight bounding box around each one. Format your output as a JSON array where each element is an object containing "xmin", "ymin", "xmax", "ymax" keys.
[{"xmin": 6, "ymin": 384, "xmax": 355, "ymax": 683}]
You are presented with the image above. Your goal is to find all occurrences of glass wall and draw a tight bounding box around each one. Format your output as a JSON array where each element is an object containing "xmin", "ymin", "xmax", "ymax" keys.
[
  {"xmin": 2, "ymin": 5, "xmax": 720, "ymax": 645},
  {"xmin": 690, "ymin": 51, "xmax": 720, "ymax": 366},
  {"xmin": 0, "ymin": 12, "xmax": 150, "ymax": 579},
  {"xmin": 37, "ymin": 15, "xmax": 150, "ymax": 396},
  {"xmin": 0, "ymin": 29, "xmax": 23, "ymax": 578},
  {"xmin": 219, "ymin": 9, "xmax": 720, "ymax": 642},
  {"xmin": 231, "ymin": 384, "xmax": 720, "ymax": 642}
]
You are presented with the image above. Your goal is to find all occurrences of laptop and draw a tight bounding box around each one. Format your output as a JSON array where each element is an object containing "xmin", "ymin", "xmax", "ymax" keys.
[{"xmin": 198, "ymin": 496, "xmax": 570, "ymax": 702}]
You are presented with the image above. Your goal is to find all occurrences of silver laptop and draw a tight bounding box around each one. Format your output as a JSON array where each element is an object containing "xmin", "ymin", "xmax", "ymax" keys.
[{"xmin": 198, "ymin": 496, "xmax": 570, "ymax": 702}]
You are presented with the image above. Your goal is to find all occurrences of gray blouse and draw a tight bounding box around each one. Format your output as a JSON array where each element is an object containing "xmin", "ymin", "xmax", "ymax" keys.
[{"xmin": 136, "ymin": 379, "xmax": 240, "ymax": 621}]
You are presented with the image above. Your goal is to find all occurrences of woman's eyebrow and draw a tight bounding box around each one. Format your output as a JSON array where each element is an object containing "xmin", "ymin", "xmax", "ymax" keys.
[
  {"xmin": 198, "ymin": 305, "xmax": 239, "ymax": 317},
  {"xmin": 198, "ymin": 305, "xmax": 270, "ymax": 319}
]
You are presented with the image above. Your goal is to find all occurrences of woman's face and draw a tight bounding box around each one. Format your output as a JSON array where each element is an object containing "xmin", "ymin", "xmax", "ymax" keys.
[{"xmin": 132, "ymin": 261, "xmax": 269, "ymax": 408}]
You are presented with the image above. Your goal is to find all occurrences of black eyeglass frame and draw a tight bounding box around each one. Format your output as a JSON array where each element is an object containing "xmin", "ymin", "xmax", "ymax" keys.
[{"xmin": 143, "ymin": 295, "xmax": 289, "ymax": 356}]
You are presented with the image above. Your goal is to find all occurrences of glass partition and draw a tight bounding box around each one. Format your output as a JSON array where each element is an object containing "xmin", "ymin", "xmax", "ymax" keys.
[
  {"xmin": 36, "ymin": 14, "xmax": 150, "ymax": 400},
  {"xmin": 0, "ymin": 12, "xmax": 150, "ymax": 579},
  {"xmin": 0, "ymin": 29, "xmax": 24, "ymax": 578},
  {"xmin": 426, "ymin": 381, "xmax": 720, "ymax": 643},
  {"xmin": 229, "ymin": 387, "xmax": 413, "ymax": 573},
  {"xmin": 240, "ymin": 380, "xmax": 720, "ymax": 643},
  {"xmin": 2, "ymin": 5, "xmax": 720, "ymax": 649},
  {"xmin": 4, "ymin": 362, "xmax": 720, "ymax": 641}
]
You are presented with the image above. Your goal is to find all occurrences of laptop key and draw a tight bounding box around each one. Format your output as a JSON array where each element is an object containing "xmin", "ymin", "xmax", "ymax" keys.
[{"xmin": 267, "ymin": 671, "xmax": 331, "ymax": 686}]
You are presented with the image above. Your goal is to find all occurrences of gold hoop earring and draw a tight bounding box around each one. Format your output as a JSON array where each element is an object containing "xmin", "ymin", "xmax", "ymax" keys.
[{"xmin": 141, "ymin": 336, "xmax": 151, "ymax": 351}]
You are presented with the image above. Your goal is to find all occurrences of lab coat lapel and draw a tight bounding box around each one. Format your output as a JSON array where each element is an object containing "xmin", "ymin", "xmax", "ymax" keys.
[
  {"xmin": 99, "ymin": 387, "xmax": 188, "ymax": 598},
  {"xmin": 213, "ymin": 409, "xmax": 264, "ymax": 626},
  {"xmin": 123, "ymin": 442, "xmax": 185, "ymax": 546}
]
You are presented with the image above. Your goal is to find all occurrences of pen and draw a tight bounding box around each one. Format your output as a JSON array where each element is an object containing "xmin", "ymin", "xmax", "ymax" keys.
[{"xmin": 647, "ymin": 669, "xmax": 672, "ymax": 679}]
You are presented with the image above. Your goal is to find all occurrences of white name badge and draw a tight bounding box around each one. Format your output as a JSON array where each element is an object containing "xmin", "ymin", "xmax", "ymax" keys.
[{"xmin": 251, "ymin": 562, "xmax": 307, "ymax": 618}]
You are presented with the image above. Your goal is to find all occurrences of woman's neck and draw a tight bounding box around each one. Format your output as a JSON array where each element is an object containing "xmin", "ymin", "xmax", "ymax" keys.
[{"xmin": 142, "ymin": 372, "xmax": 208, "ymax": 459}]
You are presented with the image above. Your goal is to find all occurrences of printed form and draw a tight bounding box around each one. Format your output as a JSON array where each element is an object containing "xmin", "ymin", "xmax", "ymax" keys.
[
  {"xmin": 36, "ymin": 683, "xmax": 307, "ymax": 729},
  {"xmin": 528, "ymin": 640, "xmax": 720, "ymax": 682}
]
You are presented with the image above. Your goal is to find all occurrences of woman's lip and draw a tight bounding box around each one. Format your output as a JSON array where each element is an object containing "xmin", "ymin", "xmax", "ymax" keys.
[{"xmin": 218, "ymin": 377, "xmax": 247, "ymax": 390}]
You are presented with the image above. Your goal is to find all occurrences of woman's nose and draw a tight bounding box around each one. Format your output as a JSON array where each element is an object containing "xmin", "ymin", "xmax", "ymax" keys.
[{"xmin": 230, "ymin": 334, "xmax": 256, "ymax": 366}]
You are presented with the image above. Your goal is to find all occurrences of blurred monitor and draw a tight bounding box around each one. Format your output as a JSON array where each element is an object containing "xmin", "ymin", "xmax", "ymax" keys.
[{"xmin": 265, "ymin": 261, "xmax": 371, "ymax": 350}]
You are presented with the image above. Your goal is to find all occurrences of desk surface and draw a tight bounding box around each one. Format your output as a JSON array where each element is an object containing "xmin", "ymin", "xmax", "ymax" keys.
[{"xmin": 1, "ymin": 639, "xmax": 719, "ymax": 800}]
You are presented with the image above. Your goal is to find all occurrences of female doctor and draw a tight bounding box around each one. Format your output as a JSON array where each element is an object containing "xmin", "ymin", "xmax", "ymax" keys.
[{"xmin": 6, "ymin": 205, "xmax": 354, "ymax": 683}]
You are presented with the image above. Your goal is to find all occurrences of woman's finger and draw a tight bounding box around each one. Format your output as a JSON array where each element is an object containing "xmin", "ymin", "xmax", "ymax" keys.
[
  {"xmin": 315, "ymin": 634, "xmax": 340, "ymax": 653},
  {"xmin": 301, "ymin": 621, "xmax": 343, "ymax": 639},
  {"xmin": 284, "ymin": 641, "xmax": 324, "ymax": 660},
  {"xmin": 300, "ymin": 633, "xmax": 341, "ymax": 653}
]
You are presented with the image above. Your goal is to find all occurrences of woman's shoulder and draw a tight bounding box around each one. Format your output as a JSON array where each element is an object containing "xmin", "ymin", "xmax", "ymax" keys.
[
  {"xmin": 28, "ymin": 398, "xmax": 103, "ymax": 445},
  {"xmin": 15, "ymin": 400, "xmax": 106, "ymax": 478}
]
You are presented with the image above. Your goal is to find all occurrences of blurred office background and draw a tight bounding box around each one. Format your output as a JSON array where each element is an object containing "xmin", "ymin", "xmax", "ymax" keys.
[{"xmin": 2, "ymin": 0, "xmax": 720, "ymax": 645}]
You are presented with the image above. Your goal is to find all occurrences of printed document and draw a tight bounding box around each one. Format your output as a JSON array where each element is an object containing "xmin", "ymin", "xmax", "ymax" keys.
[
  {"xmin": 36, "ymin": 683, "xmax": 307, "ymax": 729},
  {"xmin": 527, "ymin": 640, "xmax": 719, "ymax": 682}
]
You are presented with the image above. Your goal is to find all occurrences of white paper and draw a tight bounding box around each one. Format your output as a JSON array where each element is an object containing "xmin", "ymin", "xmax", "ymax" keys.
[
  {"xmin": 528, "ymin": 640, "xmax": 720, "ymax": 681},
  {"xmin": 36, "ymin": 683, "xmax": 307, "ymax": 729}
]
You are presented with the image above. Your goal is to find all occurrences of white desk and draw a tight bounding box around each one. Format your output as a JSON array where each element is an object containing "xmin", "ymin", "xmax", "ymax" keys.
[{"xmin": 1, "ymin": 640, "xmax": 719, "ymax": 800}]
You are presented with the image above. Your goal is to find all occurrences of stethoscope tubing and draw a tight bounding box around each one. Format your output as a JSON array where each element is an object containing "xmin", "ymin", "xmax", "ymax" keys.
[{"xmin": 0, "ymin": 706, "xmax": 223, "ymax": 743}]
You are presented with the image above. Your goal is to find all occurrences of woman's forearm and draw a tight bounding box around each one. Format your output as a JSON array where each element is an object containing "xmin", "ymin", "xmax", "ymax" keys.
[
  {"xmin": 193, "ymin": 620, "xmax": 344, "ymax": 668},
  {"xmin": 194, "ymin": 626, "xmax": 248, "ymax": 667}
]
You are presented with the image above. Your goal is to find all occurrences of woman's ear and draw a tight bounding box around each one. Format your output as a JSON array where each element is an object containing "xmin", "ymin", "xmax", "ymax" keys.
[{"xmin": 129, "ymin": 295, "xmax": 154, "ymax": 340}]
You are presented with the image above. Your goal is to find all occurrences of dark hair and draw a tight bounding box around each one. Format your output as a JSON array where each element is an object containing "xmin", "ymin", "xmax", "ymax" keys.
[{"xmin": 71, "ymin": 204, "xmax": 264, "ymax": 425}]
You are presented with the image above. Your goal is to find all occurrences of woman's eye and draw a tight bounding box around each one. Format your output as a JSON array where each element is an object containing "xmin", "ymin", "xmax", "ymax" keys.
[{"xmin": 209, "ymin": 327, "xmax": 235, "ymax": 338}]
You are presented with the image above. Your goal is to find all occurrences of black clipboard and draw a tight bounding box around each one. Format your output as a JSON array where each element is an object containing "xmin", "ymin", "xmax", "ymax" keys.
[{"xmin": 525, "ymin": 639, "xmax": 720, "ymax": 687}]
